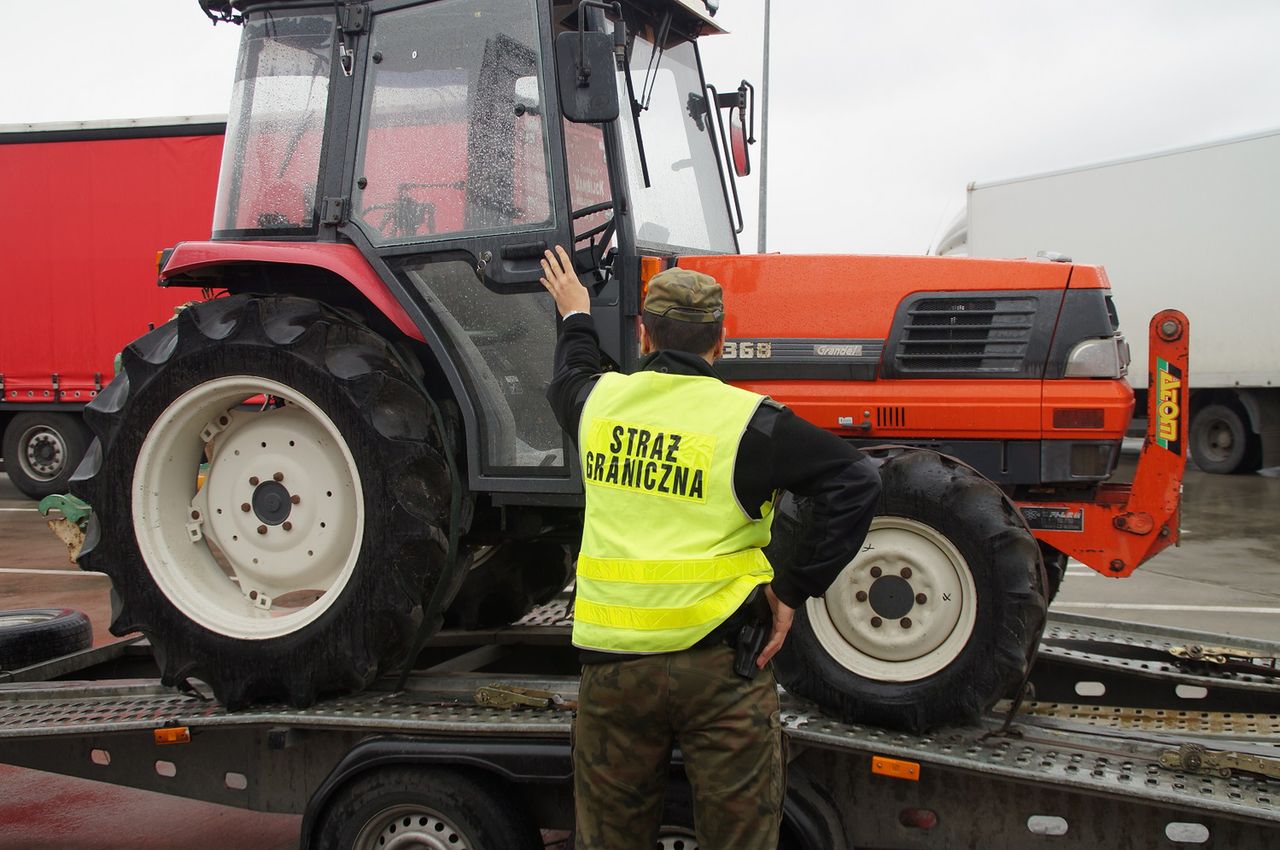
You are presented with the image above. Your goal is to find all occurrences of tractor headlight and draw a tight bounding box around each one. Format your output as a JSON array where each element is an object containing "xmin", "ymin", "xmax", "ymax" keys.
[{"xmin": 1064, "ymin": 335, "xmax": 1128, "ymax": 378}]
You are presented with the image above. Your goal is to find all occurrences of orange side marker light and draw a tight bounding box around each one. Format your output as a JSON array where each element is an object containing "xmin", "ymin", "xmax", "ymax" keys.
[
  {"xmin": 872, "ymin": 755, "xmax": 920, "ymax": 781},
  {"xmin": 154, "ymin": 726, "xmax": 191, "ymax": 745}
]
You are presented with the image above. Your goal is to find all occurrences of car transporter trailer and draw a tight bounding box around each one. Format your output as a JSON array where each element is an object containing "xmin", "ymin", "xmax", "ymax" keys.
[{"xmin": 1, "ymin": 598, "xmax": 1277, "ymax": 849}]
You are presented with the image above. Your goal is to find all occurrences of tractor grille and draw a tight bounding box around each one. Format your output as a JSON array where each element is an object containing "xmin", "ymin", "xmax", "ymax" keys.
[{"xmin": 894, "ymin": 296, "xmax": 1037, "ymax": 374}]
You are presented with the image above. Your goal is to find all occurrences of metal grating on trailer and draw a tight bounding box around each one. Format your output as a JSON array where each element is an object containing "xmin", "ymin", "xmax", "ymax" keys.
[
  {"xmin": 1, "ymin": 677, "xmax": 1276, "ymax": 826},
  {"xmin": 0, "ymin": 687, "xmax": 572, "ymax": 739},
  {"xmin": 514, "ymin": 597, "xmax": 574, "ymax": 628},
  {"xmin": 1009, "ymin": 701, "xmax": 1280, "ymax": 739},
  {"xmin": 782, "ymin": 703, "xmax": 1280, "ymax": 826}
]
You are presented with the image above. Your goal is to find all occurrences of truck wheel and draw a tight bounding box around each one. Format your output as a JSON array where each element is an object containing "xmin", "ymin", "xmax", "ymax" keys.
[
  {"xmin": 0, "ymin": 608, "xmax": 92, "ymax": 670},
  {"xmin": 1190, "ymin": 403, "xmax": 1260, "ymax": 474},
  {"xmin": 71, "ymin": 295, "xmax": 455, "ymax": 708},
  {"xmin": 444, "ymin": 542, "xmax": 572, "ymax": 629},
  {"xmin": 771, "ymin": 449, "xmax": 1045, "ymax": 732},
  {"xmin": 313, "ymin": 767, "xmax": 541, "ymax": 850},
  {"xmin": 2, "ymin": 412, "xmax": 91, "ymax": 500}
]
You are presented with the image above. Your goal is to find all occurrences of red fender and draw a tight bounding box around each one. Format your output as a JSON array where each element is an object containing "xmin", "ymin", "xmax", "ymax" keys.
[{"xmin": 161, "ymin": 241, "xmax": 425, "ymax": 342}]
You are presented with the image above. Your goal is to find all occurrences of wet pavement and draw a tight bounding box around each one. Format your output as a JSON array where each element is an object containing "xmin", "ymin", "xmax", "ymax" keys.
[
  {"xmin": 1052, "ymin": 458, "xmax": 1280, "ymax": 640},
  {"xmin": 0, "ymin": 458, "xmax": 1277, "ymax": 848}
]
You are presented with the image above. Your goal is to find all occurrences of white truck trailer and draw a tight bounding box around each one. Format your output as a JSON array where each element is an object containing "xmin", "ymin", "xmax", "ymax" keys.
[{"xmin": 935, "ymin": 129, "xmax": 1280, "ymax": 473}]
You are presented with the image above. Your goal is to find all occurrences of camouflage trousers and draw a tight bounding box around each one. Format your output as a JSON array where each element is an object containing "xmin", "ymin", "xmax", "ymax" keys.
[{"xmin": 572, "ymin": 643, "xmax": 784, "ymax": 850}]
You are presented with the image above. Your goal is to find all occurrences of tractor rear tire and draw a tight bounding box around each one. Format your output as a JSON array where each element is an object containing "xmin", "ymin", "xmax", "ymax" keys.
[
  {"xmin": 770, "ymin": 449, "xmax": 1045, "ymax": 732},
  {"xmin": 2, "ymin": 412, "xmax": 91, "ymax": 500},
  {"xmin": 71, "ymin": 294, "xmax": 455, "ymax": 708}
]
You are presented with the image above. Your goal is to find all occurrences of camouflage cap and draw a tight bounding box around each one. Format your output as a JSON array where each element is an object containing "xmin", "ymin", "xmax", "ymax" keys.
[{"xmin": 642, "ymin": 268, "xmax": 724, "ymax": 324}]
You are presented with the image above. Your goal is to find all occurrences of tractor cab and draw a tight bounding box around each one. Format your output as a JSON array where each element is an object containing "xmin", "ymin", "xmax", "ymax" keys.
[{"xmin": 203, "ymin": 0, "xmax": 749, "ymax": 489}]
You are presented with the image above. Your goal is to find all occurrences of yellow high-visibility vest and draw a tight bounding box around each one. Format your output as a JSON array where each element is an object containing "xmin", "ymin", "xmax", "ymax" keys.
[{"xmin": 572, "ymin": 370, "xmax": 775, "ymax": 653}]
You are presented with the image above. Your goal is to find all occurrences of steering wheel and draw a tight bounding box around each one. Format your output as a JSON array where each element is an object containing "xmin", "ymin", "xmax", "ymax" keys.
[
  {"xmin": 572, "ymin": 201, "xmax": 615, "ymax": 240},
  {"xmin": 571, "ymin": 201, "xmax": 617, "ymax": 280}
]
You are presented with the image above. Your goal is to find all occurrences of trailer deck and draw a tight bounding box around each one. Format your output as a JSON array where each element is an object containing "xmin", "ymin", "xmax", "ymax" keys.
[{"xmin": 1, "ymin": 602, "xmax": 1277, "ymax": 848}]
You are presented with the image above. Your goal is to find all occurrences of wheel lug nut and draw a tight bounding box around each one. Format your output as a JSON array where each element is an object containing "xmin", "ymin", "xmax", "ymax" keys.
[
  {"xmin": 870, "ymin": 616, "xmax": 883, "ymax": 628},
  {"xmin": 855, "ymin": 590, "xmax": 868, "ymax": 603},
  {"xmin": 257, "ymin": 525, "xmax": 268, "ymax": 535},
  {"xmin": 901, "ymin": 618, "xmax": 912, "ymax": 629},
  {"xmin": 282, "ymin": 521, "xmax": 293, "ymax": 532},
  {"xmin": 241, "ymin": 503, "xmax": 251, "ymax": 512},
  {"xmin": 870, "ymin": 566, "xmax": 882, "ymax": 578},
  {"xmin": 290, "ymin": 495, "xmax": 301, "ymax": 505},
  {"xmin": 273, "ymin": 472, "xmax": 284, "ymax": 482},
  {"xmin": 249, "ymin": 476, "xmax": 260, "ymax": 486},
  {"xmin": 900, "ymin": 567, "xmax": 912, "ymax": 579},
  {"xmin": 916, "ymin": 593, "xmax": 927, "ymax": 604}
]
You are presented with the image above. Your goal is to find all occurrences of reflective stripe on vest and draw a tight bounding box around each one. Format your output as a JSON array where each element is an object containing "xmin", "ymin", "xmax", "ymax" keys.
[{"xmin": 572, "ymin": 370, "xmax": 775, "ymax": 653}]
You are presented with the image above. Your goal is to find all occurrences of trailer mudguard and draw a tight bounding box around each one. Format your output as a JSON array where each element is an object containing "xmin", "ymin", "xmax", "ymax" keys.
[{"xmin": 300, "ymin": 736, "xmax": 572, "ymax": 850}]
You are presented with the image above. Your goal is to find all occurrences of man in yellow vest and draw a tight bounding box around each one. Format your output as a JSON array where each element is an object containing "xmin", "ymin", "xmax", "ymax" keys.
[{"xmin": 540, "ymin": 246, "xmax": 881, "ymax": 850}]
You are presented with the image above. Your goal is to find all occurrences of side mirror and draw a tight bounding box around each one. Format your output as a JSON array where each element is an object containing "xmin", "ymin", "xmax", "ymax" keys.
[
  {"xmin": 729, "ymin": 109, "xmax": 750, "ymax": 177},
  {"xmin": 713, "ymin": 80, "xmax": 755, "ymax": 177},
  {"xmin": 556, "ymin": 31, "xmax": 620, "ymax": 123}
]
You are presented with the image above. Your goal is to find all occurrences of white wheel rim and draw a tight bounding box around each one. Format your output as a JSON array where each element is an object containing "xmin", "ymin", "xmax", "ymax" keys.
[
  {"xmin": 132, "ymin": 376, "xmax": 364, "ymax": 639},
  {"xmin": 0, "ymin": 612, "xmax": 57, "ymax": 628},
  {"xmin": 807, "ymin": 516, "xmax": 977, "ymax": 682},
  {"xmin": 19, "ymin": 424, "xmax": 67, "ymax": 481},
  {"xmin": 353, "ymin": 804, "xmax": 473, "ymax": 850}
]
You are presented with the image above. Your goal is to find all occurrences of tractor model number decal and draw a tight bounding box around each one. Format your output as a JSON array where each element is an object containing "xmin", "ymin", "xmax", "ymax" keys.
[
  {"xmin": 1021, "ymin": 506, "xmax": 1085, "ymax": 532},
  {"xmin": 722, "ymin": 341, "xmax": 773, "ymax": 360},
  {"xmin": 1155, "ymin": 357, "xmax": 1183, "ymax": 454}
]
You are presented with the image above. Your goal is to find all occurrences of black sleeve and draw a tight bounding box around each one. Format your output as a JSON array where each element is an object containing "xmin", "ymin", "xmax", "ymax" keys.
[
  {"xmin": 735, "ymin": 404, "xmax": 882, "ymax": 609},
  {"xmin": 546, "ymin": 313, "xmax": 603, "ymax": 441}
]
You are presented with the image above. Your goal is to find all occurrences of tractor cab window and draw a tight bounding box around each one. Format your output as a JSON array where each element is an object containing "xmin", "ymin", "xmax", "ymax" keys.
[
  {"xmin": 353, "ymin": 0, "xmax": 554, "ymax": 246},
  {"xmin": 616, "ymin": 31, "xmax": 736, "ymax": 254},
  {"xmin": 213, "ymin": 13, "xmax": 332, "ymax": 235}
]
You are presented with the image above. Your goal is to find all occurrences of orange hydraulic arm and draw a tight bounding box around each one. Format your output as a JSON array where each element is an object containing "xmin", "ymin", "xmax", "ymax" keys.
[{"xmin": 1017, "ymin": 310, "xmax": 1189, "ymax": 577}]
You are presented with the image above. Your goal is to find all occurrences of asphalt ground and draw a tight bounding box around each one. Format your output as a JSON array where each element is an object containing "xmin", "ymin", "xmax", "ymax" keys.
[{"xmin": 0, "ymin": 457, "xmax": 1277, "ymax": 847}]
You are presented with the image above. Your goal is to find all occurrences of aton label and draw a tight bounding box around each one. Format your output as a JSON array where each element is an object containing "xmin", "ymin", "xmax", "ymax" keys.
[{"xmin": 1155, "ymin": 357, "xmax": 1183, "ymax": 454}]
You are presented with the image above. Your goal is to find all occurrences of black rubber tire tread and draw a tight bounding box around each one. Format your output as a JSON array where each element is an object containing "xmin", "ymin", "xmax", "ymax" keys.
[
  {"xmin": 770, "ymin": 449, "xmax": 1046, "ymax": 732},
  {"xmin": 1039, "ymin": 542, "xmax": 1069, "ymax": 604},
  {"xmin": 2, "ymin": 412, "xmax": 91, "ymax": 500},
  {"xmin": 443, "ymin": 542, "xmax": 573, "ymax": 629},
  {"xmin": 1190, "ymin": 403, "xmax": 1260, "ymax": 474},
  {"xmin": 71, "ymin": 294, "xmax": 454, "ymax": 709},
  {"xmin": 0, "ymin": 608, "xmax": 93, "ymax": 670},
  {"xmin": 313, "ymin": 766, "xmax": 541, "ymax": 850}
]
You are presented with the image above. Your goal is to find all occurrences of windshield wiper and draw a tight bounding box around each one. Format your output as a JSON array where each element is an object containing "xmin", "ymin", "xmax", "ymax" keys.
[
  {"xmin": 621, "ymin": 10, "xmax": 671, "ymax": 188},
  {"xmin": 637, "ymin": 12, "xmax": 671, "ymax": 112}
]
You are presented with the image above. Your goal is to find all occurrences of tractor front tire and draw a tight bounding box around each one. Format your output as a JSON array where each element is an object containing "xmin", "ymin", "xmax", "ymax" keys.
[
  {"xmin": 771, "ymin": 449, "xmax": 1045, "ymax": 732},
  {"xmin": 72, "ymin": 294, "xmax": 454, "ymax": 708}
]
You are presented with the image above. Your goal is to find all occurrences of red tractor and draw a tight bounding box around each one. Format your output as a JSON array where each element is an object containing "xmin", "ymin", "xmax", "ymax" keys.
[{"xmin": 68, "ymin": 0, "xmax": 1186, "ymax": 731}]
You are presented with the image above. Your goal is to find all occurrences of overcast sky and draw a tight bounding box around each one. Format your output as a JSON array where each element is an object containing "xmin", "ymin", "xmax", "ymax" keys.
[{"xmin": 8, "ymin": 1, "xmax": 1279, "ymax": 255}]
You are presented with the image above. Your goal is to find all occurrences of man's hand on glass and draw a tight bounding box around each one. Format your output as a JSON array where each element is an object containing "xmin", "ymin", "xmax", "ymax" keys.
[{"xmin": 539, "ymin": 245, "xmax": 591, "ymax": 318}]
